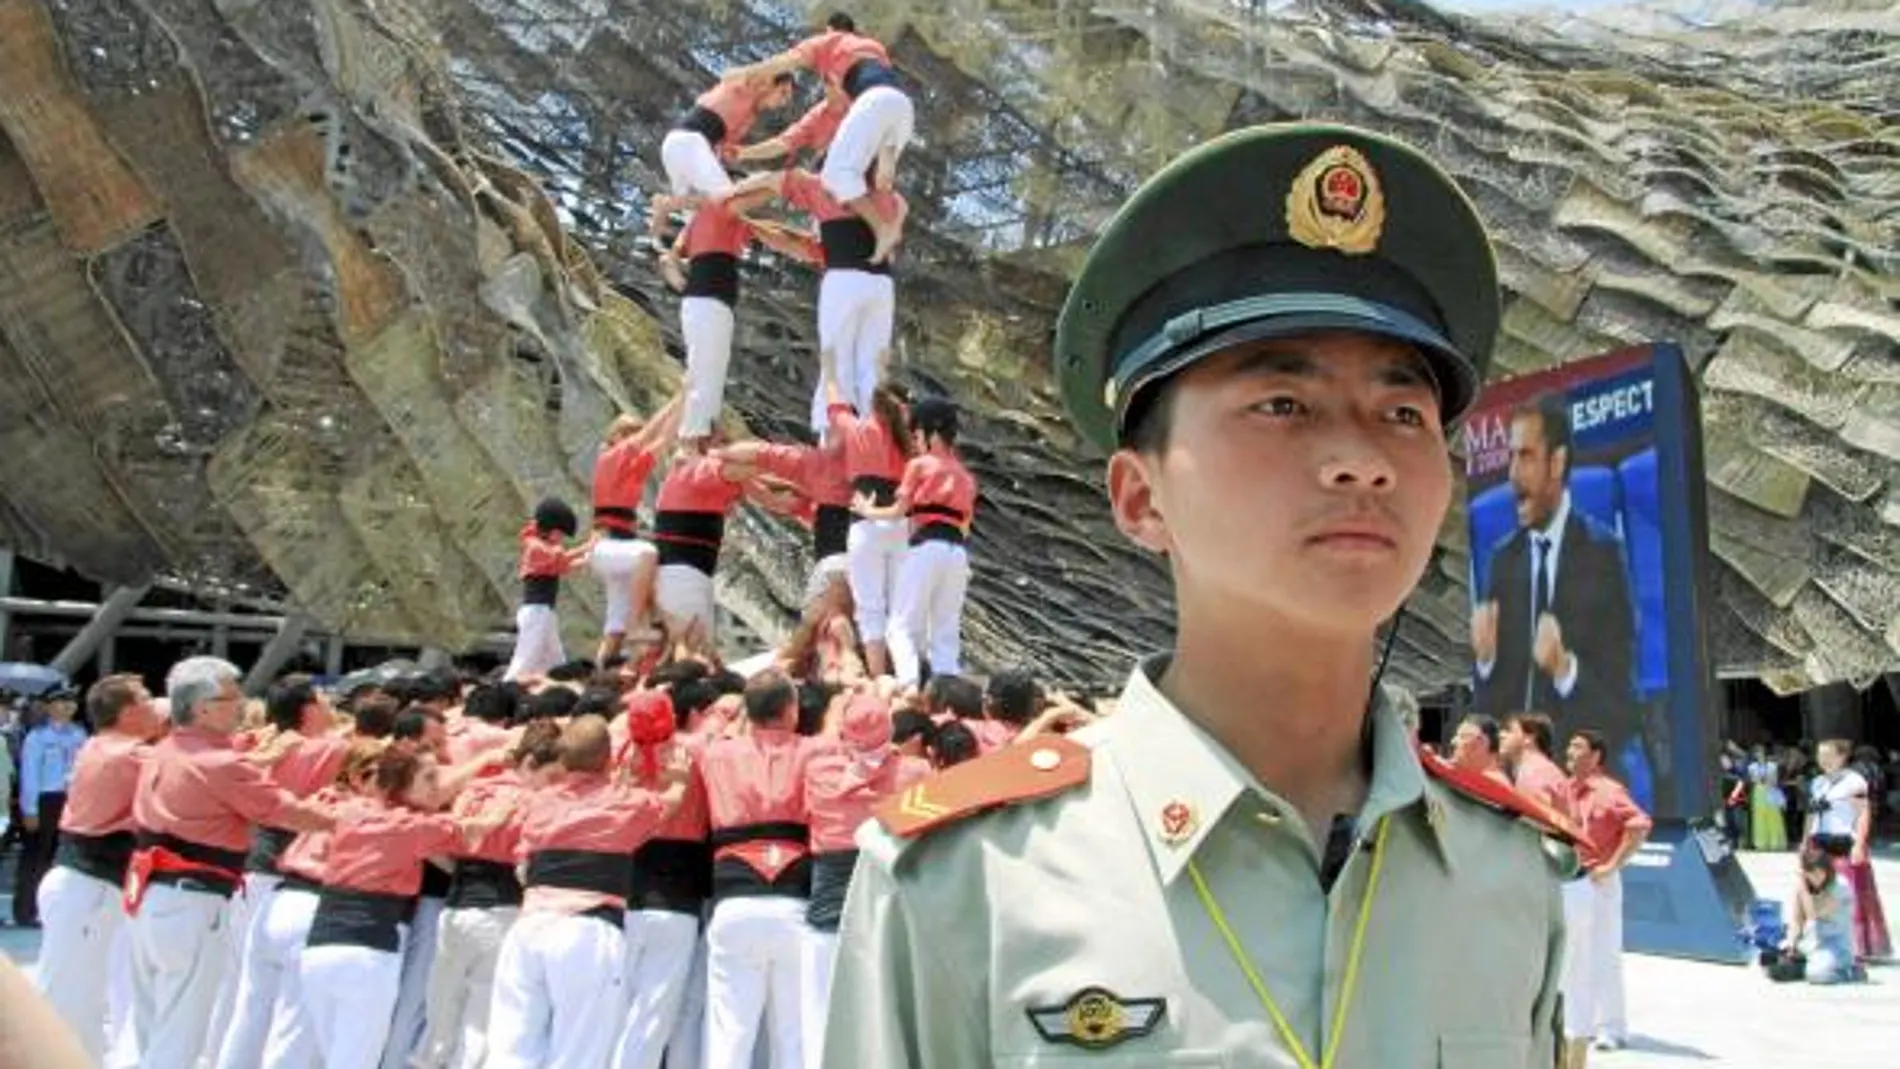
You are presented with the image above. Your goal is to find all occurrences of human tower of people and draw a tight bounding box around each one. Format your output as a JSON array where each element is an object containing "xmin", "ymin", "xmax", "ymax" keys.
[
  {"xmin": 506, "ymin": 10, "xmax": 975, "ymax": 697},
  {"xmin": 21, "ymin": 13, "xmax": 1022, "ymax": 1069}
]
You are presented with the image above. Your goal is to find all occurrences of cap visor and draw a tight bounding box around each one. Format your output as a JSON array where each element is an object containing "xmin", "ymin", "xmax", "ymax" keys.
[{"xmin": 1121, "ymin": 302, "xmax": 1479, "ymax": 426}]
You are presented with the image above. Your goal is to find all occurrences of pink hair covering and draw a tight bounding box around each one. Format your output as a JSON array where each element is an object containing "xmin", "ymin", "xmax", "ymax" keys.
[
  {"xmin": 838, "ymin": 693, "xmax": 897, "ymax": 796},
  {"xmin": 620, "ymin": 690, "xmax": 676, "ymax": 784}
]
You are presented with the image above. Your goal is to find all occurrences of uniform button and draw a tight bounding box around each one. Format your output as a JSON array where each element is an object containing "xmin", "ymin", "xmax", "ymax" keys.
[{"xmin": 1029, "ymin": 747, "xmax": 1062, "ymax": 772}]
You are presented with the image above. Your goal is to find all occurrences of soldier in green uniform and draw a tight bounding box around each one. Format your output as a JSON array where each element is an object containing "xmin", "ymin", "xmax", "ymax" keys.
[{"xmin": 821, "ymin": 123, "xmax": 1579, "ymax": 1068}]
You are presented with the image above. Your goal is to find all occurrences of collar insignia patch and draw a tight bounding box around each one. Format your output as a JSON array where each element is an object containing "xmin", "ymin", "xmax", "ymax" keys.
[{"xmin": 1027, "ymin": 987, "xmax": 1166, "ymax": 1050}]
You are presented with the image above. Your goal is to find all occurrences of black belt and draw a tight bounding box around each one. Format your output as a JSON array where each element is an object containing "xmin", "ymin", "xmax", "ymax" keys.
[
  {"xmin": 419, "ymin": 860, "xmax": 452, "ymax": 901},
  {"xmin": 136, "ymin": 829, "xmax": 247, "ymax": 873},
  {"xmin": 526, "ymin": 849, "xmax": 634, "ymax": 899},
  {"xmin": 910, "ymin": 522, "xmax": 966, "ymax": 547},
  {"xmin": 708, "ymin": 821, "xmax": 809, "ymax": 850},
  {"xmin": 805, "ymin": 849, "xmax": 860, "ymax": 933},
  {"xmin": 842, "ymin": 58, "xmax": 899, "ymax": 98},
  {"xmin": 813, "ymin": 504, "xmax": 852, "ymax": 560},
  {"xmin": 521, "ymin": 575, "xmax": 560, "ymax": 607},
  {"xmin": 675, "ymin": 105, "xmax": 728, "ymax": 146},
  {"xmin": 278, "ymin": 873, "xmax": 323, "ymax": 895},
  {"xmin": 55, "ymin": 829, "xmax": 136, "ymax": 886},
  {"xmin": 711, "ymin": 855, "xmax": 812, "ymax": 901},
  {"xmin": 246, "ymin": 825, "xmax": 299, "ymax": 875},
  {"xmin": 852, "ymin": 476, "xmax": 898, "ymax": 509},
  {"xmin": 654, "ymin": 510, "xmax": 726, "ymax": 576},
  {"xmin": 819, "ymin": 218, "xmax": 889, "ymax": 275},
  {"xmin": 684, "ymin": 253, "xmax": 740, "ymax": 306},
  {"xmin": 594, "ymin": 505, "xmax": 640, "ymax": 536},
  {"xmin": 446, "ymin": 859, "xmax": 524, "ymax": 910},
  {"xmin": 630, "ymin": 838, "xmax": 713, "ymax": 916},
  {"xmin": 306, "ymin": 888, "xmax": 416, "ymax": 954}
]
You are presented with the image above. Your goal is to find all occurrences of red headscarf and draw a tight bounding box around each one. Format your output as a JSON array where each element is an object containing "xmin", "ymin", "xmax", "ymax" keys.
[{"xmin": 619, "ymin": 690, "xmax": 676, "ymax": 784}]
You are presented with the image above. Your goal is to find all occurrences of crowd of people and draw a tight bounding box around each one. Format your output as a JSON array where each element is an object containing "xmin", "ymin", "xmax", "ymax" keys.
[{"xmin": 14, "ymin": 651, "xmax": 1096, "ymax": 1069}]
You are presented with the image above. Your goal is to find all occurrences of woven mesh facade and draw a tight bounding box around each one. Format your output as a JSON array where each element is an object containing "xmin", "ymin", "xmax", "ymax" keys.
[{"xmin": 0, "ymin": 0, "xmax": 1894, "ymax": 693}]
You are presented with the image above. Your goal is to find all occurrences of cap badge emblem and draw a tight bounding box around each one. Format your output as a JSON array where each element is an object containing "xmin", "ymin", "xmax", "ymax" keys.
[
  {"xmin": 1286, "ymin": 145, "xmax": 1385, "ymax": 256},
  {"xmin": 1158, "ymin": 799, "xmax": 1198, "ymax": 847},
  {"xmin": 1027, "ymin": 987, "xmax": 1167, "ymax": 1050}
]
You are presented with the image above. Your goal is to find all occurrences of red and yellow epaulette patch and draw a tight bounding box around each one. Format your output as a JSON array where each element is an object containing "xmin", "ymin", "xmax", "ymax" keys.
[
  {"xmin": 874, "ymin": 736, "xmax": 1091, "ymax": 839},
  {"xmin": 1417, "ymin": 745, "xmax": 1598, "ymax": 857}
]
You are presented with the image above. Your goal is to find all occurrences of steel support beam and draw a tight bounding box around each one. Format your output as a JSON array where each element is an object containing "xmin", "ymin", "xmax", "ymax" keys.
[
  {"xmin": 244, "ymin": 613, "xmax": 314, "ymax": 694},
  {"xmin": 50, "ymin": 585, "xmax": 150, "ymax": 677}
]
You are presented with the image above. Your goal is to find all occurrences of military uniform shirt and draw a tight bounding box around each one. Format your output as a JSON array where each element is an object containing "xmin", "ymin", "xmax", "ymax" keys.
[{"xmin": 824, "ymin": 658, "xmax": 1565, "ymax": 1068}]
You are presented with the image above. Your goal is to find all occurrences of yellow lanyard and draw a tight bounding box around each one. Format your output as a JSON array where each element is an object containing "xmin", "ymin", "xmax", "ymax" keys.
[{"xmin": 1185, "ymin": 815, "xmax": 1390, "ymax": 1069}]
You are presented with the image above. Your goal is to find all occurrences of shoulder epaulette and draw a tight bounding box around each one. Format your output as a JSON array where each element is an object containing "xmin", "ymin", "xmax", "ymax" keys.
[
  {"xmin": 874, "ymin": 736, "xmax": 1090, "ymax": 839},
  {"xmin": 1417, "ymin": 745, "xmax": 1597, "ymax": 856}
]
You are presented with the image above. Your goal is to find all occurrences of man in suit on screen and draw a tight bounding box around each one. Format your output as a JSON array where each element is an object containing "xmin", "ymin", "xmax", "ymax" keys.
[{"xmin": 1472, "ymin": 393, "xmax": 1637, "ymax": 751}]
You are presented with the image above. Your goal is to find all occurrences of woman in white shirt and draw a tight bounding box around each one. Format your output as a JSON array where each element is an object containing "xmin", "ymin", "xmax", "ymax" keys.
[{"xmin": 1808, "ymin": 739, "xmax": 1891, "ymax": 961}]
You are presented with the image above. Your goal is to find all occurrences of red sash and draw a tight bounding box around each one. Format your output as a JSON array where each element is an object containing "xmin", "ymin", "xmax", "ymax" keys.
[{"xmin": 122, "ymin": 846, "xmax": 244, "ymax": 916}]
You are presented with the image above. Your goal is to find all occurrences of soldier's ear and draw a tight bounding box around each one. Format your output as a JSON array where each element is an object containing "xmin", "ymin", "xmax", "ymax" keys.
[{"xmin": 1106, "ymin": 450, "xmax": 1172, "ymax": 556}]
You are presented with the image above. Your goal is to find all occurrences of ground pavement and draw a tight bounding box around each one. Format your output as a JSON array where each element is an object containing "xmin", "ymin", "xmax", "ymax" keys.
[{"xmin": 1, "ymin": 848, "xmax": 1894, "ymax": 1064}]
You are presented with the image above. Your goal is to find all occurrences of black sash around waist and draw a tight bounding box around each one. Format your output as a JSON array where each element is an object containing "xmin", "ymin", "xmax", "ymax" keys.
[
  {"xmin": 813, "ymin": 504, "xmax": 852, "ymax": 560},
  {"xmin": 593, "ymin": 504, "xmax": 639, "ymax": 536},
  {"xmin": 278, "ymin": 873, "xmax": 323, "ymax": 896},
  {"xmin": 819, "ymin": 218, "xmax": 889, "ymax": 275},
  {"xmin": 675, "ymin": 105, "xmax": 728, "ymax": 146},
  {"xmin": 306, "ymin": 888, "xmax": 416, "ymax": 954},
  {"xmin": 446, "ymin": 859, "xmax": 524, "ymax": 910},
  {"xmin": 246, "ymin": 825, "xmax": 299, "ymax": 875},
  {"xmin": 710, "ymin": 821, "xmax": 812, "ymax": 902},
  {"xmin": 684, "ymin": 254, "xmax": 740, "ymax": 307},
  {"xmin": 629, "ymin": 837, "xmax": 713, "ymax": 916},
  {"xmin": 525, "ymin": 848, "xmax": 634, "ymax": 900},
  {"xmin": 522, "ymin": 575, "xmax": 561, "ymax": 607},
  {"xmin": 909, "ymin": 503, "xmax": 968, "ymax": 546},
  {"xmin": 842, "ymin": 58, "xmax": 899, "ymax": 99},
  {"xmin": 136, "ymin": 829, "xmax": 247, "ymax": 874},
  {"xmin": 654, "ymin": 510, "xmax": 726, "ymax": 576},
  {"xmin": 805, "ymin": 849, "xmax": 860, "ymax": 932},
  {"xmin": 851, "ymin": 475, "xmax": 898, "ymax": 509},
  {"xmin": 419, "ymin": 860, "xmax": 453, "ymax": 900},
  {"xmin": 56, "ymin": 829, "xmax": 136, "ymax": 886}
]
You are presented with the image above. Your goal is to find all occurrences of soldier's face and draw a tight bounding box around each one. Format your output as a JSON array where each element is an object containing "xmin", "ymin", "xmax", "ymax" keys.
[{"xmin": 1107, "ymin": 331, "xmax": 1450, "ymax": 637}]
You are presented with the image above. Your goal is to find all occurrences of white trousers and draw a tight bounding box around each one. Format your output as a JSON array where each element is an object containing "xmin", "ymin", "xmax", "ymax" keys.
[
  {"xmin": 420, "ymin": 904, "xmax": 518, "ymax": 1069},
  {"xmin": 846, "ymin": 519, "xmax": 906, "ymax": 643},
  {"xmin": 798, "ymin": 929, "xmax": 839, "ymax": 1069},
  {"xmin": 504, "ymin": 605, "xmax": 564, "ymax": 682},
  {"xmin": 215, "ymin": 872, "xmax": 288, "ymax": 1069},
  {"xmin": 34, "ymin": 865, "xmax": 126, "ymax": 1062},
  {"xmin": 612, "ymin": 910, "xmax": 701, "ymax": 1069},
  {"xmin": 888, "ymin": 540, "xmax": 971, "ymax": 686},
  {"xmin": 810, "ymin": 271, "xmax": 894, "ymax": 437},
  {"xmin": 485, "ymin": 911, "xmax": 627, "ymax": 1069},
  {"xmin": 302, "ymin": 942, "xmax": 405, "ymax": 1069},
  {"xmin": 820, "ymin": 86, "xmax": 915, "ymax": 204},
  {"xmin": 671, "ymin": 931, "xmax": 711, "ymax": 1069},
  {"xmin": 1561, "ymin": 872, "xmax": 1627, "ymax": 1042},
  {"xmin": 681, "ymin": 297, "xmax": 738, "ymax": 438},
  {"xmin": 379, "ymin": 894, "xmax": 443, "ymax": 1069},
  {"xmin": 658, "ymin": 563, "xmax": 717, "ymax": 643},
  {"xmin": 129, "ymin": 882, "xmax": 232, "ymax": 1069},
  {"xmin": 660, "ymin": 130, "xmax": 733, "ymax": 199},
  {"xmin": 256, "ymin": 887, "xmax": 321, "ymax": 1069},
  {"xmin": 202, "ymin": 872, "xmax": 274, "ymax": 1067},
  {"xmin": 592, "ymin": 538, "xmax": 659, "ymax": 635},
  {"xmin": 703, "ymin": 897, "xmax": 807, "ymax": 1069}
]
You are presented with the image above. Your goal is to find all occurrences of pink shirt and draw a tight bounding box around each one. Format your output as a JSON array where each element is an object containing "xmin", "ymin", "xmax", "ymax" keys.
[
  {"xmin": 265, "ymin": 734, "xmax": 351, "ymax": 800},
  {"xmin": 593, "ymin": 440, "xmax": 658, "ymax": 522},
  {"xmin": 790, "ymin": 30, "xmax": 890, "ymax": 88},
  {"xmin": 1567, "ymin": 773, "xmax": 1653, "ymax": 871},
  {"xmin": 700, "ymin": 728, "xmax": 821, "ymax": 879},
  {"xmin": 517, "ymin": 772, "xmax": 672, "ymax": 913},
  {"xmin": 829, "ymin": 406, "xmax": 906, "ymax": 484},
  {"xmin": 133, "ymin": 727, "xmax": 296, "ymax": 853},
  {"xmin": 517, "ymin": 523, "xmax": 576, "ymax": 579},
  {"xmin": 59, "ymin": 733, "xmax": 149, "ymax": 836},
  {"xmin": 751, "ymin": 441, "xmax": 851, "ymax": 508},
  {"xmin": 1513, "ymin": 750, "xmax": 1569, "ymax": 819},
  {"xmin": 778, "ymin": 169, "xmax": 904, "ymax": 226},
  {"xmin": 454, "ymin": 768, "xmax": 532, "ymax": 865},
  {"xmin": 657, "ymin": 456, "xmax": 745, "ymax": 515},
  {"xmin": 897, "ymin": 449, "xmax": 978, "ymax": 532},
  {"xmin": 782, "ymin": 99, "xmax": 846, "ymax": 153},
  {"xmin": 682, "ymin": 200, "xmax": 754, "ymax": 260},
  {"xmin": 446, "ymin": 718, "xmax": 515, "ymax": 767},
  {"xmin": 319, "ymin": 799, "xmax": 462, "ymax": 897},
  {"xmin": 966, "ymin": 719, "xmax": 1020, "ymax": 756},
  {"xmin": 804, "ymin": 748, "xmax": 929, "ymax": 853},
  {"xmin": 694, "ymin": 80, "xmax": 768, "ymax": 147}
]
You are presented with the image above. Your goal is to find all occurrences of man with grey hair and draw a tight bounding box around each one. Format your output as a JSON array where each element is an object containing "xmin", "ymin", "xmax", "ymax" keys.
[{"xmin": 125, "ymin": 656, "xmax": 332, "ymax": 1069}]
